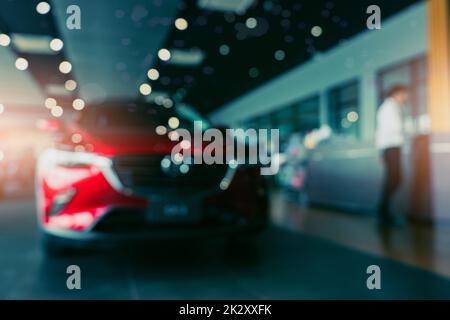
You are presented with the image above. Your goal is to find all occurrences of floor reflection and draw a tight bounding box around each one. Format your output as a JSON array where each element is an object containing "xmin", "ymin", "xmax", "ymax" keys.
[
  {"xmin": 272, "ymin": 190, "xmax": 450, "ymax": 278},
  {"xmin": 2, "ymin": 197, "xmax": 450, "ymax": 299}
]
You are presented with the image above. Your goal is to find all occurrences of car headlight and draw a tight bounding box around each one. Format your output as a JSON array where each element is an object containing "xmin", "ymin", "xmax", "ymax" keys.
[{"xmin": 37, "ymin": 148, "xmax": 123, "ymax": 191}]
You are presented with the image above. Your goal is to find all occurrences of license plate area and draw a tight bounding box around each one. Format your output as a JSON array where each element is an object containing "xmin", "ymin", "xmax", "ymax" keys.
[{"xmin": 146, "ymin": 195, "xmax": 201, "ymax": 223}]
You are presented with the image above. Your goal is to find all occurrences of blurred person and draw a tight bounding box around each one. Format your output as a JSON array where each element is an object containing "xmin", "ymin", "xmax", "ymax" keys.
[{"xmin": 375, "ymin": 85, "xmax": 408, "ymax": 226}]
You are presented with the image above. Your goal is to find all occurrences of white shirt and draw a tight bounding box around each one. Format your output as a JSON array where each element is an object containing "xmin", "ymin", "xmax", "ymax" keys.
[{"xmin": 375, "ymin": 98, "xmax": 405, "ymax": 150}]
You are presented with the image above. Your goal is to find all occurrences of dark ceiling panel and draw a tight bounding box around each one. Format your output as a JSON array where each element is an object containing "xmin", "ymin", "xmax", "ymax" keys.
[{"xmin": 149, "ymin": 0, "xmax": 422, "ymax": 114}]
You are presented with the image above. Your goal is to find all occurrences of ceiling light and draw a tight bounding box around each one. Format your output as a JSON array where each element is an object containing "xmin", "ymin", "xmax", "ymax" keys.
[
  {"xmin": 36, "ymin": 2, "xmax": 51, "ymax": 14},
  {"xmin": 246, "ymin": 17, "xmax": 258, "ymax": 29},
  {"xmin": 50, "ymin": 38, "xmax": 64, "ymax": 52},
  {"xmin": 158, "ymin": 48, "xmax": 171, "ymax": 61},
  {"xmin": 147, "ymin": 68, "xmax": 160, "ymax": 81},
  {"xmin": 180, "ymin": 164, "xmax": 189, "ymax": 174},
  {"xmin": 46, "ymin": 84, "xmax": 72, "ymax": 96},
  {"xmin": 139, "ymin": 83, "xmax": 152, "ymax": 95},
  {"xmin": 156, "ymin": 125, "xmax": 167, "ymax": 135},
  {"xmin": 219, "ymin": 44, "xmax": 230, "ymax": 55},
  {"xmin": 180, "ymin": 140, "xmax": 191, "ymax": 149},
  {"xmin": 198, "ymin": 0, "xmax": 254, "ymax": 14},
  {"xmin": 249, "ymin": 67, "xmax": 259, "ymax": 78},
  {"xmin": 168, "ymin": 117, "xmax": 180, "ymax": 129},
  {"xmin": 59, "ymin": 61, "xmax": 72, "ymax": 74},
  {"xmin": 65, "ymin": 80, "xmax": 77, "ymax": 91},
  {"xmin": 11, "ymin": 33, "xmax": 55, "ymax": 54},
  {"xmin": 175, "ymin": 18, "xmax": 188, "ymax": 31},
  {"xmin": 73, "ymin": 98, "xmax": 85, "ymax": 111},
  {"xmin": 45, "ymin": 98, "xmax": 57, "ymax": 109},
  {"xmin": 163, "ymin": 98, "xmax": 174, "ymax": 109},
  {"xmin": 0, "ymin": 34, "xmax": 10, "ymax": 47},
  {"xmin": 173, "ymin": 153, "xmax": 183, "ymax": 164},
  {"xmin": 274, "ymin": 50, "xmax": 285, "ymax": 61},
  {"xmin": 15, "ymin": 58, "xmax": 28, "ymax": 71},
  {"xmin": 161, "ymin": 158, "xmax": 171, "ymax": 169},
  {"xmin": 168, "ymin": 131, "xmax": 179, "ymax": 141},
  {"xmin": 311, "ymin": 26, "xmax": 323, "ymax": 37},
  {"xmin": 156, "ymin": 126, "xmax": 167, "ymax": 136},
  {"xmin": 51, "ymin": 106, "xmax": 63, "ymax": 118},
  {"xmin": 347, "ymin": 111, "xmax": 359, "ymax": 123},
  {"xmin": 165, "ymin": 48, "xmax": 204, "ymax": 66}
]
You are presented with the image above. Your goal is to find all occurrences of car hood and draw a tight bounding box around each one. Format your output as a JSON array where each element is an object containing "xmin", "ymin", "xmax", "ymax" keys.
[{"xmin": 62, "ymin": 126, "xmax": 178, "ymax": 156}]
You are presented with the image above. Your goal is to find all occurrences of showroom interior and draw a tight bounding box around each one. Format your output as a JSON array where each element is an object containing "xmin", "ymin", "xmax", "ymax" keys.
[{"xmin": 2, "ymin": 0, "xmax": 450, "ymax": 299}]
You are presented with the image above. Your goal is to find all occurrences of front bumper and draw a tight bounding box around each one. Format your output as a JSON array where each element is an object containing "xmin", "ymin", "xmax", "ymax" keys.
[{"xmin": 42, "ymin": 210, "xmax": 267, "ymax": 247}]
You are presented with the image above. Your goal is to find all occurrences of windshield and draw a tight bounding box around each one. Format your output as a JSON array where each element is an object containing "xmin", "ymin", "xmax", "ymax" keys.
[{"xmin": 78, "ymin": 103, "xmax": 196, "ymax": 130}]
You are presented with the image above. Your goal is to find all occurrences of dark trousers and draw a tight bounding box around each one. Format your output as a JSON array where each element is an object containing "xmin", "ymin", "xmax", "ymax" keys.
[{"xmin": 378, "ymin": 147, "xmax": 402, "ymax": 217}]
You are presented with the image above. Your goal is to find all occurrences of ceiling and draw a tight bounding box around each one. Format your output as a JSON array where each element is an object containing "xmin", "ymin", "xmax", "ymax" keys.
[
  {"xmin": 51, "ymin": 0, "xmax": 179, "ymax": 102},
  {"xmin": 0, "ymin": 0, "xmax": 421, "ymax": 116}
]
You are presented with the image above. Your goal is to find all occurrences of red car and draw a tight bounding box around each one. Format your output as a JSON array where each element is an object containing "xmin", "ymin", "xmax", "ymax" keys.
[{"xmin": 35, "ymin": 101, "xmax": 269, "ymax": 254}]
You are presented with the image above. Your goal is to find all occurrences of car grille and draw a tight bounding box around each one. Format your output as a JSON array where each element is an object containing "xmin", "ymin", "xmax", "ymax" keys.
[{"xmin": 112, "ymin": 155, "xmax": 229, "ymax": 194}]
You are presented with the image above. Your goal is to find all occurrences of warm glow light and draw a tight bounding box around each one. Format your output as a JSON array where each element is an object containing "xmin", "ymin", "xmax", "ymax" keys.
[
  {"xmin": 45, "ymin": 98, "xmax": 57, "ymax": 109},
  {"xmin": 0, "ymin": 104, "xmax": 4, "ymax": 114},
  {"xmin": 15, "ymin": 58, "xmax": 28, "ymax": 71},
  {"xmin": 59, "ymin": 61, "xmax": 72, "ymax": 74},
  {"xmin": 180, "ymin": 140, "xmax": 191, "ymax": 149},
  {"xmin": 50, "ymin": 38, "xmax": 64, "ymax": 52},
  {"xmin": 168, "ymin": 131, "xmax": 179, "ymax": 141},
  {"xmin": 168, "ymin": 117, "xmax": 180, "ymax": 129},
  {"xmin": 147, "ymin": 68, "xmax": 160, "ymax": 81},
  {"xmin": 173, "ymin": 153, "xmax": 183, "ymax": 164},
  {"xmin": 347, "ymin": 111, "xmax": 359, "ymax": 123},
  {"xmin": 51, "ymin": 106, "xmax": 63, "ymax": 117},
  {"xmin": 72, "ymin": 98, "xmax": 85, "ymax": 110},
  {"xmin": 175, "ymin": 18, "xmax": 188, "ymax": 31},
  {"xmin": 139, "ymin": 83, "xmax": 152, "ymax": 95},
  {"xmin": 71, "ymin": 133, "xmax": 83, "ymax": 144},
  {"xmin": 36, "ymin": 2, "xmax": 51, "ymax": 14},
  {"xmin": 156, "ymin": 125, "xmax": 167, "ymax": 135},
  {"xmin": 65, "ymin": 80, "xmax": 77, "ymax": 91},
  {"xmin": 0, "ymin": 34, "xmax": 10, "ymax": 47},
  {"xmin": 158, "ymin": 48, "xmax": 171, "ymax": 61}
]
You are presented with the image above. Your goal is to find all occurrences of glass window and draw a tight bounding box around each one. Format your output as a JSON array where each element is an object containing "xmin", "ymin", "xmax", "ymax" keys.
[
  {"xmin": 327, "ymin": 80, "xmax": 360, "ymax": 137},
  {"xmin": 294, "ymin": 95, "xmax": 320, "ymax": 134},
  {"xmin": 273, "ymin": 106, "xmax": 295, "ymax": 144}
]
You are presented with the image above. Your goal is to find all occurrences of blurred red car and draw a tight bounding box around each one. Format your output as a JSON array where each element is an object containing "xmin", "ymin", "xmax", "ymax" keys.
[{"xmin": 35, "ymin": 101, "xmax": 268, "ymax": 254}]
